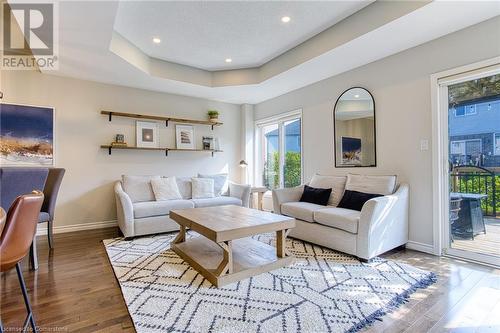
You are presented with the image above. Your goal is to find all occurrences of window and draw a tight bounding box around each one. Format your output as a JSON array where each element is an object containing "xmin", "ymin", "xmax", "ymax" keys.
[
  {"xmin": 454, "ymin": 104, "xmax": 477, "ymax": 117},
  {"xmin": 450, "ymin": 141, "xmax": 465, "ymax": 154},
  {"xmin": 450, "ymin": 139, "xmax": 481, "ymax": 156},
  {"xmin": 256, "ymin": 111, "xmax": 302, "ymax": 190},
  {"xmin": 495, "ymin": 133, "xmax": 500, "ymax": 155}
]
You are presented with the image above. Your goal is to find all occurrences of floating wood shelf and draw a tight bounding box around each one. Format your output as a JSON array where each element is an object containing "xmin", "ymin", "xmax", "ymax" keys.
[
  {"xmin": 100, "ymin": 145, "xmax": 222, "ymax": 157},
  {"xmin": 101, "ymin": 110, "xmax": 223, "ymax": 129}
]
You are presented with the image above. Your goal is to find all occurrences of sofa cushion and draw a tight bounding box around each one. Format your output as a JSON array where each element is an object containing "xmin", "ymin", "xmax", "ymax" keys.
[
  {"xmin": 192, "ymin": 177, "xmax": 215, "ymax": 199},
  {"xmin": 281, "ymin": 202, "xmax": 327, "ymax": 222},
  {"xmin": 151, "ymin": 177, "xmax": 182, "ymax": 201},
  {"xmin": 309, "ymin": 174, "xmax": 347, "ymax": 207},
  {"xmin": 300, "ymin": 185, "xmax": 332, "ymax": 206},
  {"xmin": 192, "ymin": 196, "xmax": 242, "ymax": 208},
  {"xmin": 122, "ymin": 175, "xmax": 160, "ymax": 203},
  {"xmin": 313, "ymin": 207, "xmax": 360, "ymax": 234},
  {"xmin": 346, "ymin": 174, "xmax": 396, "ymax": 195},
  {"xmin": 337, "ymin": 190, "xmax": 383, "ymax": 211},
  {"xmin": 175, "ymin": 177, "xmax": 192, "ymax": 199},
  {"xmin": 133, "ymin": 199, "xmax": 194, "ymax": 219},
  {"xmin": 198, "ymin": 173, "xmax": 229, "ymax": 196}
]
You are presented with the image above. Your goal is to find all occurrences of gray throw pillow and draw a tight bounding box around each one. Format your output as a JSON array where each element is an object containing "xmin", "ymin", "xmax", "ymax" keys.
[
  {"xmin": 198, "ymin": 173, "xmax": 229, "ymax": 196},
  {"xmin": 122, "ymin": 175, "xmax": 160, "ymax": 203}
]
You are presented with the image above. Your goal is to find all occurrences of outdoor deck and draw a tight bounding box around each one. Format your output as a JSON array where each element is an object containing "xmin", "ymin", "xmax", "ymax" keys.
[{"xmin": 452, "ymin": 218, "xmax": 500, "ymax": 257}]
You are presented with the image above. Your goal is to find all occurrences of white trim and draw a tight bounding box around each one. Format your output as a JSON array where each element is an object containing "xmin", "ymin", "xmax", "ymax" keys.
[
  {"xmin": 431, "ymin": 56, "xmax": 500, "ymax": 259},
  {"xmin": 36, "ymin": 220, "xmax": 117, "ymax": 236},
  {"xmin": 405, "ymin": 241, "xmax": 435, "ymax": 255},
  {"xmin": 255, "ymin": 109, "xmax": 302, "ymax": 126}
]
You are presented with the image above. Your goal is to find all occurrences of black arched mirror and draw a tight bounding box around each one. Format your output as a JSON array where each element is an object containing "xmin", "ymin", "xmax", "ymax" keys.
[{"xmin": 334, "ymin": 87, "xmax": 376, "ymax": 167}]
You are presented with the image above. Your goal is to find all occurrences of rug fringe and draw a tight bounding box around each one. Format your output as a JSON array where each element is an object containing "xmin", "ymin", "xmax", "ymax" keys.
[{"xmin": 346, "ymin": 272, "xmax": 437, "ymax": 333}]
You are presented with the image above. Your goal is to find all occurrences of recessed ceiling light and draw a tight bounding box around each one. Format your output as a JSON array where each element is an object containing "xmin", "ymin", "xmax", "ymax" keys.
[
  {"xmin": 152, "ymin": 37, "xmax": 161, "ymax": 44},
  {"xmin": 281, "ymin": 16, "xmax": 291, "ymax": 23},
  {"xmin": 225, "ymin": 58, "xmax": 232, "ymax": 63},
  {"xmin": 354, "ymin": 94, "xmax": 360, "ymax": 98}
]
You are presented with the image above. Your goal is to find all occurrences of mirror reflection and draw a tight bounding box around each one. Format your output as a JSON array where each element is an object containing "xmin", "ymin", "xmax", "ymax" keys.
[{"xmin": 334, "ymin": 87, "xmax": 376, "ymax": 167}]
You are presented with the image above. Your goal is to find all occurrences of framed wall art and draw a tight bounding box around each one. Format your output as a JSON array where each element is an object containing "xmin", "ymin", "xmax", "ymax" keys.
[
  {"xmin": 0, "ymin": 103, "xmax": 55, "ymax": 166},
  {"xmin": 176, "ymin": 125, "xmax": 195, "ymax": 149},
  {"xmin": 136, "ymin": 121, "xmax": 159, "ymax": 148}
]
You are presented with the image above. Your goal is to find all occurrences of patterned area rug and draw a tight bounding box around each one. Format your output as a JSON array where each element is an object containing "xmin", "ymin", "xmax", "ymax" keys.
[{"xmin": 104, "ymin": 232, "xmax": 436, "ymax": 333}]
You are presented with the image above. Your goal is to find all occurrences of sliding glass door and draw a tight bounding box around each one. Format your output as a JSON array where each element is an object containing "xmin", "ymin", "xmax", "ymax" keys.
[
  {"xmin": 257, "ymin": 112, "xmax": 302, "ymax": 190},
  {"xmin": 438, "ymin": 65, "xmax": 500, "ymax": 266}
]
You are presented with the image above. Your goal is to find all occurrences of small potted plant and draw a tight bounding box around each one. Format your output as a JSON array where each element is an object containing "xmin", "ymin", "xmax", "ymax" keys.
[{"xmin": 207, "ymin": 110, "xmax": 219, "ymax": 123}]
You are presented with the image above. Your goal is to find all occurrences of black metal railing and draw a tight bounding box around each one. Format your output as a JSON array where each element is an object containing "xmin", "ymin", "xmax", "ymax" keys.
[{"xmin": 450, "ymin": 171, "xmax": 499, "ymax": 217}]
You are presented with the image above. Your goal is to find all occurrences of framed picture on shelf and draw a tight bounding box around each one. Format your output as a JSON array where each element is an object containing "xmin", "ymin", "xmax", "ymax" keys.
[
  {"xmin": 176, "ymin": 125, "xmax": 195, "ymax": 149},
  {"xmin": 0, "ymin": 103, "xmax": 55, "ymax": 166},
  {"xmin": 136, "ymin": 121, "xmax": 159, "ymax": 148},
  {"xmin": 202, "ymin": 136, "xmax": 214, "ymax": 150}
]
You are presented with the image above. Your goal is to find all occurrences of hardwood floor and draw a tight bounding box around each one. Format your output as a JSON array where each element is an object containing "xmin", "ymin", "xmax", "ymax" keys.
[
  {"xmin": 0, "ymin": 228, "xmax": 134, "ymax": 332},
  {"xmin": 1, "ymin": 228, "xmax": 498, "ymax": 332}
]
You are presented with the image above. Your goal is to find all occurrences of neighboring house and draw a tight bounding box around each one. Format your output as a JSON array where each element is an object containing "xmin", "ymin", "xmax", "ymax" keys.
[
  {"xmin": 265, "ymin": 119, "xmax": 301, "ymax": 153},
  {"xmin": 448, "ymin": 97, "xmax": 500, "ymax": 168}
]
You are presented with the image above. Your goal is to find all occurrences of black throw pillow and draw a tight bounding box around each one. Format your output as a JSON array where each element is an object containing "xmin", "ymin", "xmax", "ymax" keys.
[
  {"xmin": 299, "ymin": 185, "xmax": 332, "ymax": 206},
  {"xmin": 337, "ymin": 190, "xmax": 383, "ymax": 211}
]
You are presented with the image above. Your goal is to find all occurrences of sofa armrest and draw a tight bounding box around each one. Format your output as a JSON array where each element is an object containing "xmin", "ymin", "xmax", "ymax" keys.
[
  {"xmin": 272, "ymin": 185, "xmax": 304, "ymax": 214},
  {"xmin": 228, "ymin": 182, "xmax": 251, "ymax": 207},
  {"xmin": 114, "ymin": 181, "xmax": 135, "ymax": 237},
  {"xmin": 356, "ymin": 183, "xmax": 409, "ymax": 260}
]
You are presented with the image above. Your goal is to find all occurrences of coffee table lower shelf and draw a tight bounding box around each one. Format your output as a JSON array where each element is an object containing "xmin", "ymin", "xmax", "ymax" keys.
[{"xmin": 171, "ymin": 235, "xmax": 294, "ymax": 287}]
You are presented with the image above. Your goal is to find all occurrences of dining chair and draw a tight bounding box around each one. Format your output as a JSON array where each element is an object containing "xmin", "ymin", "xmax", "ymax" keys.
[
  {"xmin": 38, "ymin": 168, "xmax": 65, "ymax": 248},
  {"xmin": 0, "ymin": 191, "xmax": 44, "ymax": 333}
]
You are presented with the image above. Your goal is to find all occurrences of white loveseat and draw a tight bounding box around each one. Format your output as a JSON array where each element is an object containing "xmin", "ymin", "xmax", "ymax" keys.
[
  {"xmin": 272, "ymin": 174, "xmax": 409, "ymax": 261},
  {"xmin": 115, "ymin": 175, "xmax": 251, "ymax": 238}
]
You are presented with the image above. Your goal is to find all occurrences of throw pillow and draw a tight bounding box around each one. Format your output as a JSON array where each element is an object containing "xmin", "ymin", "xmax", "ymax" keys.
[
  {"xmin": 309, "ymin": 174, "xmax": 347, "ymax": 206},
  {"xmin": 151, "ymin": 177, "xmax": 182, "ymax": 201},
  {"xmin": 345, "ymin": 173, "xmax": 397, "ymax": 195},
  {"xmin": 175, "ymin": 176, "xmax": 192, "ymax": 199},
  {"xmin": 198, "ymin": 173, "xmax": 228, "ymax": 196},
  {"xmin": 122, "ymin": 175, "xmax": 160, "ymax": 203},
  {"xmin": 337, "ymin": 190, "xmax": 383, "ymax": 211},
  {"xmin": 191, "ymin": 177, "xmax": 215, "ymax": 199},
  {"xmin": 299, "ymin": 185, "xmax": 332, "ymax": 206}
]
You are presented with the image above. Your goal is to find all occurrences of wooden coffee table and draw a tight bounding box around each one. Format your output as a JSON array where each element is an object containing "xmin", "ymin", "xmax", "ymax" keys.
[{"xmin": 170, "ymin": 205, "xmax": 296, "ymax": 287}]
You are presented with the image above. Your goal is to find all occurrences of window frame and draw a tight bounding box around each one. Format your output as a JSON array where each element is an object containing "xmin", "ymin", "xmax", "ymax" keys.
[
  {"xmin": 494, "ymin": 133, "xmax": 500, "ymax": 156},
  {"xmin": 255, "ymin": 109, "xmax": 303, "ymax": 189},
  {"xmin": 450, "ymin": 139, "xmax": 482, "ymax": 156}
]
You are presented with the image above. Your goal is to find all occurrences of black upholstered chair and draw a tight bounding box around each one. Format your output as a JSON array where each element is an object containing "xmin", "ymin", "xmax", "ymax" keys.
[{"xmin": 38, "ymin": 168, "xmax": 65, "ymax": 249}]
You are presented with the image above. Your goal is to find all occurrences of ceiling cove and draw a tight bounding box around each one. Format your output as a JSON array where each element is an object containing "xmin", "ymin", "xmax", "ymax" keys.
[{"xmin": 36, "ymin": 1, "xmax": 500, "ymax": 103}]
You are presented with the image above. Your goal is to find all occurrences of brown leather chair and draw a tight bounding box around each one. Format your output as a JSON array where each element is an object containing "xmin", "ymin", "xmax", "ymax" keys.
[{"xmin": 0, "ymin": 192, "xmax": 44, "ymax": 333}]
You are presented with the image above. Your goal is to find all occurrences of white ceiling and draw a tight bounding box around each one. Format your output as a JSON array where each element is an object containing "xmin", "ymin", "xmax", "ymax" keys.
[
  {"xmin": 113, "ymin": 1, "xmax": 370, "ymax": 71},
  {"xmin": 26, "ymin": 1, "xmax": 500, "ymax": 104}
]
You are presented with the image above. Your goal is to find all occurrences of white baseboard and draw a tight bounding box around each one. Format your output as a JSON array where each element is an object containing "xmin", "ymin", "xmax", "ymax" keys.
[
  {"xmin": 406, "ymin": 240, "xmax": 435, "ymax": 255},
  {"xmin": 36, "ymin": 220, "xmax": 117, "ymax": 236}
]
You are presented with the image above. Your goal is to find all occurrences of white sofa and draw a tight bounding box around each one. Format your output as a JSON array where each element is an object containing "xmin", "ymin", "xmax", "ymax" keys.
[
  {"xmin": 272, "ymin": 174, "xmax": 409, "ymax": 261},
  {"xmin": 115, "ymin": 175, "xmax": 251, "ymax": 238}
]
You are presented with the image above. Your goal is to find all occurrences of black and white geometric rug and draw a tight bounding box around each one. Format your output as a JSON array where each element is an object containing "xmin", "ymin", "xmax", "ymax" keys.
[{"xmin": 104, "ymin": 232, "xmax": 436, "ymax": 333}]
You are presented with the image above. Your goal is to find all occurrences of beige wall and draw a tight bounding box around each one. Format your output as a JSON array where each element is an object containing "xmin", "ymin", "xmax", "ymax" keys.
[
  {"xmin": 1, "ymin": 71, "xmax": 242, "ymax": 228},
  {"xmin": 255, "ymin": 17, "xmax": 500, "ymax": 247}
]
